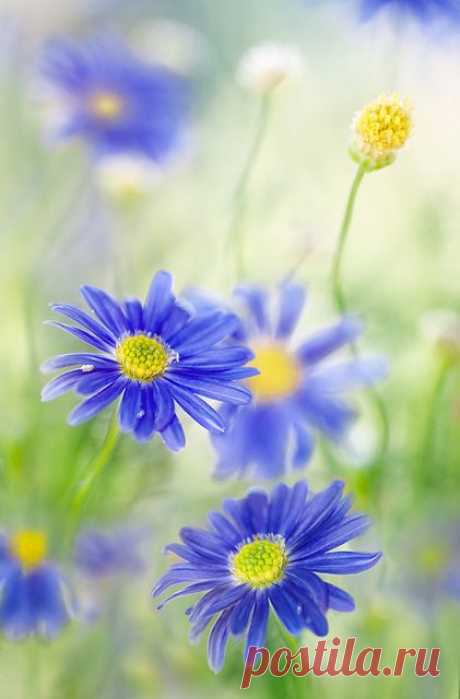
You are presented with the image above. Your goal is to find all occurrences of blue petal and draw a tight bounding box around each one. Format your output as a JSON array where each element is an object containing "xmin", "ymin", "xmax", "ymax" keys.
[
  {"xmin": 159, "ymin": 304, "xmax": 191, "ymax": 341},
  {"xmin": 77, "ymin": 369, "xmax": 121, "ymax": 395},
  {"xmin": 177, "ymin": 347, "xmax": 254, "ymax": 370},
  {"xmin": 208, "ymin": 609, "xmax": 232, "ymax": 673},
  {"xmin": 152, "ymin": 380, "xmax": 175, "ymax": 431},
  {"xmin": 0, "ymin": 567, "xmax": 31, "ymax": 639},
  {"xmin": 269, "ymin": 584, "xmax": 304, "ymax": 635},
  {"xmin": 50, "ymin": 303, "xmax": 117, "ymax": 346},
  {"xmin": 307, "ymin": 357, "xmax": 388, "ymax": 393},
  {"xmin": 143, "ymin": 271, "xmax": 175, "ymax": 334},
  {"xmin": 296, "ymin": 514, "xmax": 371, "ymax": 559},
  {"xmin": 295, "ymin": 388, "xmax": 356, "ymax": 440},
  {"xmin": 80, "ymin": 285, "xmax": 128, "ymax": 337},
  {"xmin": 326, "ymin": 583, "xmax": 355, "ymax": 612},
  {"xmin": 160, "ymin": 415, "xmax": 185, "ymax": 451},
  {"xmin": 169, "ymin": 312, "xmax": 239, "ymax": 355},
  {"xmin": 133, "ymin": 385, "xmax": 156, "ymax": 441},
  {"xmin": 166, "ymin": 373, "xmax": 251, "ymax": 405},
  {"xmin": 67, "ymin": 377, "xmax": 127, "ymax": 426},
  {"xmin": 244, "ymin": 592, "xmax": 269, "ymax": 656},
  {"xmin": 296, "ymin": 316, "xmax": 363, "ymax": 365},
  {"xmin": 208, "ymin": 512, "xmax": 241, "ymax": 546},
  {"xmin": 275, "ymin": 283, "xmax": 306, "ymax": 339},
  {"xmin": 168, "ymin": 383, "xmax": 225, "ymax": 433},
  {"xmin": 292, "ymin": 423, "xmax": 314, "ymax": 468},
  {"xmin": 45, "ymin": 320, "xmax": 111, "ymax": 352},
  {"xmin": 28, "ymin": 567, "xmax": 70, "ymax": 637},
  {"xmin": 123, "ymin": 298, "xmax": 144, "ymax": 333},
  {"xmin": 234, "ymin": 286, "xmax": 269, "ymax": 334},
  {"xmin": 304, "ymin": 551, "xmax": 382, "ymax": 574},
  {"xmin": 229, "ymin": 590, "xmax": 255, "ymax": 635},
  {"xmin": 41, "ymin": 370, "xmax": 84, "ymax": 401},
  {"xmin": 119, "ymin": 382, "xmax": 142, "ymax": 432},
  {"xmin": 41, "ymin": 353, "xmax": 117, "ymax": 373}
]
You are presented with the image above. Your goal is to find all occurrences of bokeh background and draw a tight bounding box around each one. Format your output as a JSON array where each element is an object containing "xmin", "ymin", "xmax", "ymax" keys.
[{"xmin": 0, "ymin": 0, "xmax": 459, "ymax": 696}]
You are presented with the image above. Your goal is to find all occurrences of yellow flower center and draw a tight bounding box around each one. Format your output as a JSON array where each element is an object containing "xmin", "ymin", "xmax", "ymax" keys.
[
  {"xmin": 10, "ymin": 530, "xmax": 47, "ymax": 571},
  {"xmin": 355, "ymin": 94, "xmax": 412, "ymax": 157},
  {"xmin": 247, "ymin": 343, "xmax": 301, "ymax": 401},
  {"xmin": 116, "ymin": 334, "xmax": 170, "ymax": 382},
  {"xmin": 89, "ymin": 91, "xmax": 124, "ymax": 120},
  {"xmin": 232, "ymin": 538, "xmax": 287, "ymax": 588}
]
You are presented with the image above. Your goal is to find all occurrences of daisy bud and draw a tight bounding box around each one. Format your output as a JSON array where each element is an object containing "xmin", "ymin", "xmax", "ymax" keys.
[{"xmin": 350, "ymin": 93, "xmax": 412, "ymax": 171}]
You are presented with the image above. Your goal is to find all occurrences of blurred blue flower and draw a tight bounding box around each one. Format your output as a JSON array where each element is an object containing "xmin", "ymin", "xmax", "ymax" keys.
[
  {"xmin": 0, "ymin": 530, "xmax": 72, "ymax": 640},
  {"xmin": 42, "ymin": 271, "xmax": 256, "ymax": 447},
  {"xmin": 153, "ymin": 480, "xmax": 381, "ymax": 673},
  {"xmin": 360, "ymin": 0, "xmax": 460, "ymax": 23},
  {"xmin": 40, "ymin": 36, "xmax": 189, "ymax": 162},
  {"xmin": 75, "ymin": 527, "xmax": 146, "ymax": 578},
  {"xmin": 209, "ymin": 283, "xmax": 386, "ymax": 479},
  {"xmin": 398, "ymin": 517, "xmax": 460, "ymax": 609}
]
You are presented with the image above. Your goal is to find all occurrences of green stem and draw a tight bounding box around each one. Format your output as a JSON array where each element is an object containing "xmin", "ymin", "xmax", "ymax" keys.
[
  {"xmin": 71, "ymin": 412, "xmax": 120, "ymax": 518},
  {"xmin": 417, "ymin": 357, "xmax": 451, "ymax": 489},
  {"xmin": 227, "ymin": 93, "xmax": 272, "ymax": 280},
  {"xmin": 330, "ymin": 163, "xmax": 390, "ymax": 469},
  {"xmin": 331, "ymin": 163, "xmax": 366, "ymax": 314}
]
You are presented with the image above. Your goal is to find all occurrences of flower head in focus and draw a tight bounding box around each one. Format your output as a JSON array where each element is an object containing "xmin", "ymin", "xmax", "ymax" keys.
[
  {"xmin": 351, "ymin": 94, "xmax": 412, "ymax": 170},
  {"xmin": 42, "ymin": 271, "xmax": 256, "ymax": 448},
  {"xmin": 205, "ymin": 283, "xmax": 386, "ymax": 479},
  {"xmin": 236, "ymin": 42, "xmax": 304, "ymax": 94},
  {"xmin": 0, "ymin": 530, "xmax": 72, "ymax": 639},
  {"xmin": 153, "ymin": 480, "xmax": 381, "ymax": 672},
  {"xmin": 75, "ymin": 526, "xmax": 147, "ymax": 579},
  {"xmin": 39, "ymin": 36, "xmax": 189, "ymax": 162},
  {"xmin": 360, "ymin": 0, "xmax": 460, "ymax": 25}
]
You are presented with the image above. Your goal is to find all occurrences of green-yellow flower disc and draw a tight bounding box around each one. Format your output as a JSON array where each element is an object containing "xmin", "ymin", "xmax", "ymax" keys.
[
  {"xmin": 116, "ymin": 334, "xmax": 170, "ymax": 382},
  {"xmin": 232, "ymin": 537, "xmax": 287, "ymax": 588}
]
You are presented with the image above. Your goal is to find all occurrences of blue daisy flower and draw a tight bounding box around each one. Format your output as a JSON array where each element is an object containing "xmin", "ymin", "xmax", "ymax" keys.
[
  {"xmin": 0, "ymin": 530, "xmax": 72, "ymax": 639},
  {"xmin": 41, "ymin": 271, "xmax": 256, "ymax": 448},
  {"xmin": 360, "ymin": 0, "xmax": 460, "ymax": 24},
  {"xmin": 208, "ymin": 283, "xmax": 386, "ymax": 479},
  {"xmin": 40, "ymin": 35, "xmax": 189, "ymax": 161},
  {"xmin": 75, "ymin": 526, "xmax": 147, "ymax": 579},
  {"xmin": 152, "ymin": 480, "xmax": 381, "ymax": 673}
]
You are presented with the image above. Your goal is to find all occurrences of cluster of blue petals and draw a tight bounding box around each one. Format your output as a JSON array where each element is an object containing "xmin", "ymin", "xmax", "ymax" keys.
[
  {"xmin": 0, "ymin": 537, "xmax": 71, "ymax": 639},
  {"xmin": 40, "ymin": 36, "xmax": 189, "ymax": 161},
  {"xmin": 211, "ymin": 283, "xmax": 386, "ymax": 479},
  {"xmin": 42, "ymin": 271, "xmax": 256, "ymax": 447},
  {"xmin": 75, "ymin": 527, "xmax": 146, "ymax": 578},
  {"xmin": 360, "ymin": 0, "xmax": 460, "ymax": 23},
  {"xmin": 153, "ymin": 480, "xmax": 381, "ymax": 673}
]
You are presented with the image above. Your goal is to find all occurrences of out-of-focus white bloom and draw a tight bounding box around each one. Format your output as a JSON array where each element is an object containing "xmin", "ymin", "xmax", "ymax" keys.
[
  {"xmin": 420, "ymin": 309, "xmax": 460, "ymax": 358},
  {"xmin": 132, "ymin": 20, "xmax": 205, "ymax": 74},
  {"xmin": 236, "ymin": 42, "xmax": 304, "ymax": 94},
  {"xmin": 96, "ymin": 154, "xmax": 162, "ymax": 200}
]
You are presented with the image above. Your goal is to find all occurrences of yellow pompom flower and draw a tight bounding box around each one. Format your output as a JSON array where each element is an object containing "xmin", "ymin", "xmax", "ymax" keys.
[{"xmin": 351, "ymin": 94, "xmax": 412, "ymax": 169}]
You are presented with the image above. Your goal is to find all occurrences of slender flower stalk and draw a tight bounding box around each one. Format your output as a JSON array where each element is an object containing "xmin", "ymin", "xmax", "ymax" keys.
[
  {"xmin": 71, "ymin": 411, "xmax": 120, "ymax": 515},
  {"xmin": 331, "ymin": 163, "xmax": 366, "ymax": 314},
  {"xmin": 330, "ymin": 164, "xmax": 390, "ymax": 469},
  {"xmin": 328, "ymin": 94, "xmax": 412, "ymax": 469},
  {"xmin": 227, "ymin": 94, "xmax": 272, "ymax": 279}
]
